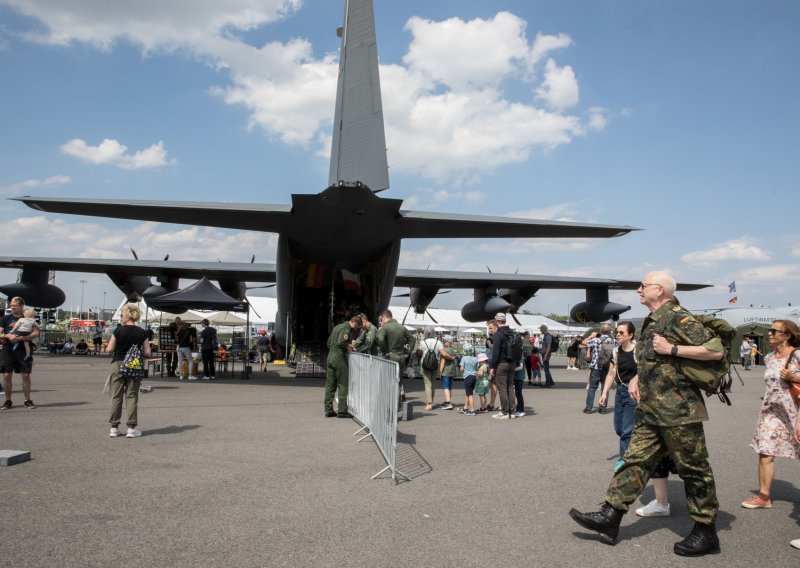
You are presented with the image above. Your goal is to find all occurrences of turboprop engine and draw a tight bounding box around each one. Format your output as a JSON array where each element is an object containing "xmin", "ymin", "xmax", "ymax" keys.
[
  {"xmin": 0, "ymin": 267, "xmax": 65, "ymax": 308},
  {"xmin": 570, "ymin": 287, "xmax": 630, "ymax": 323},
  {"xmin": 461, "ymin": 288, "xmax": 511, "ymax": 322},
  {"xmin": 106, "ymin": 272, "xmax": 152, "ymax": 302}
]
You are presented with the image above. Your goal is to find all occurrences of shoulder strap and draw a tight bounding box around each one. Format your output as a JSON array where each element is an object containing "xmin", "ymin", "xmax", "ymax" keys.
[{"xmin": 784, "ymin": 349, "xmax": 799, "ymax": 369}]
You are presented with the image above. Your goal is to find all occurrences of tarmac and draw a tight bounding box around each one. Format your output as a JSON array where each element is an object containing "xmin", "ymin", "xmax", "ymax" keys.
[{"xmin": 1, "ymin": 355, "xmax": 798, "ymax": 567}]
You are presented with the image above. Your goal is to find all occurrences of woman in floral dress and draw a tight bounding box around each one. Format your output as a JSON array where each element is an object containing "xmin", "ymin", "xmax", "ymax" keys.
[{"xmin": 742, "ymin": 319, "xmax": 800, "ymax": 510}]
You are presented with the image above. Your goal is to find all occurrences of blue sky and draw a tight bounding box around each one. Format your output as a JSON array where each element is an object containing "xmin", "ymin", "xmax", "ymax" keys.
[{"xmin": 1, "ymin": 0, "xmax": 798, "ymax": 319}]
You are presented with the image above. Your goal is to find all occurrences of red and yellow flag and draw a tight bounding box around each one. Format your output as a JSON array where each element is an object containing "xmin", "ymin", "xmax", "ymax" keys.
[{"xmin": 306, "ymin": 262, "xmax": 325, "ymax": 289}]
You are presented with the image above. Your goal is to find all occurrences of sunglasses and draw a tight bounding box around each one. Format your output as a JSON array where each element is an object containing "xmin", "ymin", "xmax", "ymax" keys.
[{"xmin": 768, "ymin": 328, "xmax": 784, "ymax": 335}]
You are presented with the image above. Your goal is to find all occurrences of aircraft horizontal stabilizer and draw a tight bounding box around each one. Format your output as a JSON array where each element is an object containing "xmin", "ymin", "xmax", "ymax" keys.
[
  {"xmin": 14, "ymin": 197, "xmax": 293, "ymax": 233},
  {"xmin": 397, "ymin": 211, "xmax": 638, "ymax": 240}
]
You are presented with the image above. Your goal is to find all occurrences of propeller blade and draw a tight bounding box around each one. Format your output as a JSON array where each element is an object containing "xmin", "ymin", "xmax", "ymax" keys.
[
  {"xmin": 393, "ymin": 292, "xmax": 410, "ymax": 298},
  {"xmin": 163, "ymin": 253, "xmax": 170, "ymax": 261},
  {"xmin": 511, "ymin": 312, "xmax": 522, "ymax": 326},
  {"xmin": 130, "ymin": 248, "xmax": 139, "ymax": 260},
  {"xmin": 247, "ymin": 283, "xmax": 276, "ymax": 290},
  {"xmin": 250, "ymin": 254, "xmax": 255, "ymax": 263},
  {"xmin": 425, "ymin": 309, "xmax": 438, "ymax": 324},
  {"xmin": 486, "ymin": 266, "xmax": 492, "ymax": 273},
  {"xmin": 401, "ymin": 304, "xmax": 412, "ymax": 325}
]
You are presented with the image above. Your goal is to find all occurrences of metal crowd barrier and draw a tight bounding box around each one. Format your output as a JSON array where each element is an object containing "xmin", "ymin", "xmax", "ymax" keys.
[{"xmin": 347, "ymin": 352, "xmax": 409, "ymax": 483}]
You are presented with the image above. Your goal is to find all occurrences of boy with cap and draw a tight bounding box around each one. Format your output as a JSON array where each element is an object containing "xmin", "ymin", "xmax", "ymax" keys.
[{"xmin": 459, "ymin": 344, "xmax": 479, "ymax": 415}]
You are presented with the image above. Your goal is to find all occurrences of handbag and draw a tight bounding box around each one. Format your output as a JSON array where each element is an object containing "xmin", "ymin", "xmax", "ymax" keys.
[{"xmin": 784, "ymin": 349, "xmax": 800, "ymax": 405}]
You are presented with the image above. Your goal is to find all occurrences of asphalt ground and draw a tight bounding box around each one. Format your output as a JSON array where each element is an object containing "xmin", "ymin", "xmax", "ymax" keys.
[{"xmin": 1, "ymin": 355, "xmax": 798, "ymax": 567}]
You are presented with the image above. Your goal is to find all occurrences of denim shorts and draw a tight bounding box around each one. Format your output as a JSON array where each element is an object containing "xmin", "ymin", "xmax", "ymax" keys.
[
  {"xmin": 463, "ymin": 375, "xmax": 477, "ymax": 395},
  {"xmin": 442, "ymin": 375, "xmax": 454, "ymax": 390}
]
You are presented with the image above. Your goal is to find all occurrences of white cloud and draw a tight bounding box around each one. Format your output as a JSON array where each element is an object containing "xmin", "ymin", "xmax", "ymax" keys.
[
  {"xmin": 734, "ymin": 264, "xmax": 800, "ymax": 283},
  {"xmin": 59, "ymin": 138, "xmax": 173, "ymax": 169},
  {"xmin": 587, "ymin": 106, "xmax": 608, "ymax": 131},
  {"xmin": 6, "ymin": 3, "xmax": 603, "ymax": 184},
  {"xmin": 2, "ymin": 215, "xmax": 276, "ymax": 263},
  {"xmin": 403, "ymin": 12, "xmax": 531, "ymax": 90},
  {"xmin": 0, "ymin": 174, "xmax": 70, "ymax": 195},
  {"xmin": 535, "ymin": 58, "xmax": 579, "ymax": 110},
  {"xmin": 507, "ymin": 202, "xmax": 582, "ymax": 222},
  {"xmin": 681, "ymin": 238, "xmax": 771, "ymax": 266},
  {"xmin": 3, "ymin": 0, "xmax": 301, "ymax": 51}
]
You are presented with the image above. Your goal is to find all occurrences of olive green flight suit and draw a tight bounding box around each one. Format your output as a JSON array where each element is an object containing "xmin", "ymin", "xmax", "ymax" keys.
[
  {"xmin": 377, "ymin": 319, "xmax": 417, "ymax": 403},
  {"xmin": 605, "ymin": 301, "xmax": 723, "ymax": 524},
  {"xmin": 324, "ymin": 321, "xmax": 352, "ymax": 414},
  {"xmin": 354, "ymin": 322, "xmax": 379, "ymax": 355}
]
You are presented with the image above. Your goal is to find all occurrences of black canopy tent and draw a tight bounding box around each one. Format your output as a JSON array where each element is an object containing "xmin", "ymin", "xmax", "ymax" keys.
[
  {"xmin": 147, "ymin": 277, "xmax": 251, "ymax": 378},
  {"xmin": 146, "ymin": 276, "xmax": 247, "ymax": 312}
]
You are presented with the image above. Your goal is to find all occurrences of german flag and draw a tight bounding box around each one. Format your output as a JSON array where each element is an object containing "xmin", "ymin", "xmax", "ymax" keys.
[{"xmin": 306, "ymin": 262, "xmax": 325, "ymax": 289}]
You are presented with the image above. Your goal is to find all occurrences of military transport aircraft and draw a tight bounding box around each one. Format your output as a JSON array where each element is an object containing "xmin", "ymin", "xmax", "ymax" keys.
[{"xmin": 0, "ymin": 0, "xmax": 706, "ymax": 348}]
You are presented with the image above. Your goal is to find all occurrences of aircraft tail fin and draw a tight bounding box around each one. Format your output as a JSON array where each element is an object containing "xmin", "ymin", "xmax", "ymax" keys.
[{"xmin": 328, "ymin": 0, "xmax": 390, "ymax": 192}]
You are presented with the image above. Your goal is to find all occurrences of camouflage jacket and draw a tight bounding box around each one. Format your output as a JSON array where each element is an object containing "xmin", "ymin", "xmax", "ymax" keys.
[
  {"xmin": 635, "ymin": 301, "xmax": 723, "ymax": 426},
  {"xmin": 376, "ymin": 319, "xmax": 416, "ymax": 357}
]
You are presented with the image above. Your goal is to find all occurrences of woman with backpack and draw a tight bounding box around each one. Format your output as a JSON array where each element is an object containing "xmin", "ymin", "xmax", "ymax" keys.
[
  {"xmin": 105, "ymin": 303, "xmax": 151, "ymax": 438},
  {"xmin": 419, "ymin": 328, "xmax": 442, "ymax": 411}
]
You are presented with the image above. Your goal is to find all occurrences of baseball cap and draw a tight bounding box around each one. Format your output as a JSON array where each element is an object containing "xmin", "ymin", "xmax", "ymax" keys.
[{"xmin": 495, "ymin": 312, "xmax": 507, "ymax": 322}]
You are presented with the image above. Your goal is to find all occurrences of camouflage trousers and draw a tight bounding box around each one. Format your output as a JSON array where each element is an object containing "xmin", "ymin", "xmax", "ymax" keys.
[{"xmin": 606, "ymin": 420, "xmax": 718, "ymax": 524}]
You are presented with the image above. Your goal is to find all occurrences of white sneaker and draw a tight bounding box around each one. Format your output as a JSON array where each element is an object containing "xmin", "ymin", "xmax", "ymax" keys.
[
  {"xmin": 790, "ymin": 539, "xmax": 800, "ymax": 550},
  {"xmin": 492, "ymin": 412, "xmax": 510, "ymax": 420},
  {"xmin": 635, "ymin": 500, "xmax": 670, "ymax": 517},
  {"xmin": 109, "ymin": 427, "xmax": 120, "ymax": 437},
  {"xmin": 187, "ymin": 376, "xmax": 198, "ymax": 381},
  {"xmin": 126, "ymin": 428, "xmax": 142, "ymax": 438},
  {"xmin": 201, "ymin": 376, "xmax": 211, "ymax": 380}
]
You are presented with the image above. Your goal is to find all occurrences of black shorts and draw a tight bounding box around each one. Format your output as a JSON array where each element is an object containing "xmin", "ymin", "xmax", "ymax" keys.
[
  {"xmin": 463, "ymin": 375, "xmax": 477, "ymax": 396},
  {"xmin": 0, "ymin": 348, "xmax": 32, "ymax": 374}
]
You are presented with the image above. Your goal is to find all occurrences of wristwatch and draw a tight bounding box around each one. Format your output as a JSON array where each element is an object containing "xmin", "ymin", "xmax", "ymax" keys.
[{"xmin": 671, "ymin": 345, "xmax": 679, "ymax": 356}]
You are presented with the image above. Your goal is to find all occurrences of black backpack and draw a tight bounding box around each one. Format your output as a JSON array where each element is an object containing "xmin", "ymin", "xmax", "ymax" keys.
[
  {"xmin": 120, "ymin": 343, "xmax": 145, "ymax": 379},
  {"xmin": 550, "ymin": 334, "xmax": 560, "ymax": 353},
  {"xmin": 421, "ymin": 340, "xmax": 440, "ymax": 371},
  {"xmin": 503, "ymin": 330, "xmax": 524, "ymax": 362},
  {"xmin": 597, "ymin": 338, "xmax": 615, "ymax": 371}
]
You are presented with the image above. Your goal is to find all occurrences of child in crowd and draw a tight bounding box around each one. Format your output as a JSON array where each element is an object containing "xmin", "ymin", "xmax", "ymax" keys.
[
  {"xmin": 438, "ymin": 335, "xmax": 457, "ymax": 410},
  {"xmin": 10, "ymin": 308, "xmax": 37, "ymax": 362},
  {"xmin": 530, "ymin": 347, "xmax": 542, "ymax": 386},
  {"xmin": 475, "ymin": 353, "xmax": 490, "ymax": 412},
  {"xmin": 514, "ymin": 353, "xmax": 526, "ymax": 418},
  {"xmin": 459, "ymin": 345, "xmax": 479, "ymax": 416}
]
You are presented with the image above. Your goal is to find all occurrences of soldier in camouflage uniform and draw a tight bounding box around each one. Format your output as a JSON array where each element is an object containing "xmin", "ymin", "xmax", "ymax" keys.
[
  {"xmin": 353, "ymin": 313, "xmax": 379, "ymax": 355},
  {"xmin": 376, "ymin": 309, "xmax": 417, "ymax": 408},
  {"xmin": 570, "ymin": 271, "xmax": 724, "ymax": 557},
  {"xmin": 324, "ymin": 316, "xmax": 361, "ymax": 418}
]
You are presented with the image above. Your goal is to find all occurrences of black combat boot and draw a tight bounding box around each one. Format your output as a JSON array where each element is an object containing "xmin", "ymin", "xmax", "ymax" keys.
[
  {"xmin": 569, "ymin": 502, "xmax": 624, "ymax": 541},
  {"xmin": 673, "ymin": 522, "xmax": 721, "ymax": 556}
]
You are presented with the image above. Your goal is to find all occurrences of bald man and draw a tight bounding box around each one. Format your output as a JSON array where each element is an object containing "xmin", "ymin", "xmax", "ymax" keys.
[{"xmin": 570, "ymin": 271, "xmax": 724, "ymax": 557}]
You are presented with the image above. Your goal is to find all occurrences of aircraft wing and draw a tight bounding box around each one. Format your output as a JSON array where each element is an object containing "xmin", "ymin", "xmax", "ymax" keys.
[
  {"xmin": 396, "ymin": 211, "xmax": 638, "ymax": 239},
  {"xmin": 13, "ymin": 197, "xmax": 294, "ymax": 233},
  {"xmin": 0, "ymin": 257, "xmax": 277, "ymax": 282},
  {"xmin": 394, "ymin": 269, "xmax": 709, "ymax": 291}
]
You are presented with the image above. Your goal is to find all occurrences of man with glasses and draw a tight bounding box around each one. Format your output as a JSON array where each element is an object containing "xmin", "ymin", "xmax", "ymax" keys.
[
  {"xmin": 0, "ymin": 297, "xmax": 40, "ymax": 409},
  {"xmin": 570, "ymin": 271, "xmax": 724, "ymax": 557}
]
